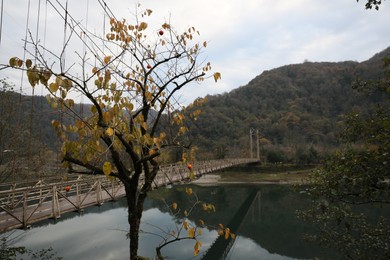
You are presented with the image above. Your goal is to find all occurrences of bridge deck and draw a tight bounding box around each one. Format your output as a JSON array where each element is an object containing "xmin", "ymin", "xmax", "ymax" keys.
[{"xmin": 0, "ymin": 159, "xmax": 257, "ymax": 233}]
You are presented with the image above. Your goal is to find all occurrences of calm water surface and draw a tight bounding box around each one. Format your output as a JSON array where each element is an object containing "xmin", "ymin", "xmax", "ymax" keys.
[{"xmin": 3, "ymin": 185, "xmax": 331, "ymax": 259}]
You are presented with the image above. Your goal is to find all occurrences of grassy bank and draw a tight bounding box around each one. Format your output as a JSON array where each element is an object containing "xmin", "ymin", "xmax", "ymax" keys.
[{"xmin": 217, "ymin": 164, "xmax": 318, "ymax": 183}]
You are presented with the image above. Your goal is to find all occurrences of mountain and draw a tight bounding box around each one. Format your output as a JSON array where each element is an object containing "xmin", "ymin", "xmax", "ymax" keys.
[
  {"xmin": 1, "ymin": 47, "xmax": 389, "ymax": 166},
  {"xmin": 185, "ymin": 47, "xmax": 390, "ymax": 162}
]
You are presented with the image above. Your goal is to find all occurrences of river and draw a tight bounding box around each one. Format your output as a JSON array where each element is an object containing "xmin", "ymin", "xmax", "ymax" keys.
[{"xmin": 2, "ymin": 184, "xmax": 333, "ymax": 259}]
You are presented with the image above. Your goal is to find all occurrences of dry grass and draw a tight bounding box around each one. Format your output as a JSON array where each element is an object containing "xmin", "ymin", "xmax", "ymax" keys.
[{"xmin": 218, "ymin": 166, "xmax": 316, "ymax": 183}]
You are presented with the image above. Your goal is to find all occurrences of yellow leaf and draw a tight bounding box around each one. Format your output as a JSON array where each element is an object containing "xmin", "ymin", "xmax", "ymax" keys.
[
  {"xmin": 61, "ymin": 89, "xmax": 67, "ymax": 98},
  {"xmin": 172, "ymin": 202, "xmax": 177, "ymax": 210},
  {"xmin": 138, "ymin": 22, "xmax": 148, "ymax": 31},
  {"xmin": 78, "ymin": 129, "xmax": 86, "ymax": 137},
  {"xmin": 145, "ymin": 9, "xmax": 152, "ymax": 16},
  {"xmin": 179, "ymin": 126, "xmax": 188, "ymax": 135},
  {"xmin": 197, "ymin": 228, "xmax": 203, "ymax": 236},
  {"xmin": 126, "ymin": 103, "xmax": 134, "ymax": 111},
  {"xmin": 85, "ymin": 152, "xmax": 94, "ymax": 162},
  {"xmin": 141, "ymin": 122, "xmax": 148, "ymax": 130},
  {"xmin": 153, "ymin": 138, "xmax": 161, "ymax": 149},
  {"xmin": 114, "ymin": 94, "xmax": 120, "ymax": 103},
  {"xmin": 65, "ymin": 99, "xmax": 74, "ymax": 108},
  {"xmin": 186, "ymin": 187, "xmax": 193, "ymax": 196},
  {"xmin": 62, "ymin": 79, "xmax": 73, "ymax": 90},
  {"xmin": 26, "ymin": 59, "xmax": 32, "ymax": 69},
  {"xmin": 103, "ymin": 111, "xmax": 112, "ymax": 122},
  {"xmin": 224, "ymin": 228, "xmax": 230, "ymax": 240},
  {"xmin": 183, "ymin": 221, "xmax": 189, "ymax": 230},
  {"xmin": 75, "ymin": 121, "xmax": 84, "ymax": 130},
  {"xmin": 49, "ymin": 82, "xmax": 59, "ymax": 93},
  {"xmin": 194, "ymin": 241, "xmax": 200, "ymax": 251},
  {"xmin": 213, "ymin": 72, "xmax": 221, "ymax": 82},
  {"xmin": 103, "ymin": 161, "xmax": 112, "ymax": 176},
  {"xmin": 106, "ymin": 127, "xmax": 114, "ymax": 136},
  {"xmin": 89, "ymin": 106, "xmax": 97, "ymax": 115},
  {"xmin": 27, "ymin": 68, "xmax": 39, "ymax": 87},
  {"xmin": 43, "ymin": 70, "xmax": 52, "ymax": 80},
  {"xmin": 199, "ymin": 219, "xmax": 204, "ymax": 226},
  {"xmin": 110, "ymin": 17, "xmax": 116, "ymax": 25},
  {"xmin": 9, "ymin": 57, "xmax": 17, "ymax": 67},
  {"xmin": 188, "ymin": 227, "xmax": 195, "ymax": 238},
  {"xmin": 51, "ymin": 120, "xmax": 61, "ymax": 129},
  {"xmin": 104, "ymin": 56, "xmax": 112, "ymax": 64},
  {"xmin": 162, "ymin": 23, "xmax": 171, "ymax": 29},
  {"xmin": 104, "ymin": 69, "xmax": 111, "ymax": 82},
  {"xmin": 184, "ymin": 210, "xmax": 188, "ymax": 217},
  {"xmin": 230, "ymin": 233, "xmax": 236, "ymax": 239},
  {"xmin": 194, "ymin": 241, "xmax": 202, "ymax": 255}
]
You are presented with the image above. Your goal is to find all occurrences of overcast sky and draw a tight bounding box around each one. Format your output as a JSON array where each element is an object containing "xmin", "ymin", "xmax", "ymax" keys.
[{"xmin": 0, "ymin": 0, "xmax": 389, "ymax": 104}]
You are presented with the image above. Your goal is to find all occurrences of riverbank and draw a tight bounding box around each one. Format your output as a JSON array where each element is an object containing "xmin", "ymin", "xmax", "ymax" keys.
[{"xmin": 193, "ymin": 165, "xmax": 316, "ymax": 185}]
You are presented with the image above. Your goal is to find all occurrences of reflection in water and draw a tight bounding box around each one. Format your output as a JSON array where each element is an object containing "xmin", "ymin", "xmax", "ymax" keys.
[
  {"xmin": 228, "ymin": 237, "xmax": 294, "ymax": 260},
  {"xmin": 2, "ymin": 185, "xmax": 331, "ymax": 259}
]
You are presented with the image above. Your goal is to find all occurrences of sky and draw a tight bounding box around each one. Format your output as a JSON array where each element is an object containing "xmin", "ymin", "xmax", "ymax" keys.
[{"xmin": 0, "ymin": 0, "xmax": 389, "ymax": 105}]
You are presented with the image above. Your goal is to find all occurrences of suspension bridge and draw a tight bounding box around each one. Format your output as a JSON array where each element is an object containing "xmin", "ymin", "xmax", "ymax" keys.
[
  {"xmin": 0, "ymin": 158, "xmax": 258, "ymax": 233},
  {"xmin": 0, "ymin": 4, "xmax": 264, "ymax": 260}
]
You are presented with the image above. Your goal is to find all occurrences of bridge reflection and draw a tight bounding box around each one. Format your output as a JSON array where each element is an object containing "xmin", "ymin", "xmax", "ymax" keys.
[{"xmin": 201, "ymin": 190, "xmax": 261, "ymax": 260}]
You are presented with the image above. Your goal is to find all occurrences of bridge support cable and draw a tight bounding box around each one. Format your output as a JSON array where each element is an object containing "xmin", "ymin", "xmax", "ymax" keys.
[{"xmin": 0, "ymin": 0, "xmax": 3, "ymax": 45}]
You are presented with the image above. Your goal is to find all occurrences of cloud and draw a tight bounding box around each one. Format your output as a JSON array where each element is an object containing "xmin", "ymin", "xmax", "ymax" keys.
[{"xmin": 1, "ymin": 0, "xmax": 390, "ymax": 104}]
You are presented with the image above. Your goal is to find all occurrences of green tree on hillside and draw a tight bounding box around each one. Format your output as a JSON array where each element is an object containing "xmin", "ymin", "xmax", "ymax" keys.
[
  {"xmin": 300, "ymin": 59, "xmax": 390, "ymax": 259},
  {"xmin": 3, "ymin": 7, "xmax": 220, "ymax": 259},
  {"xmin": 0, "ymin": 79, "xmax": 16, "ymax": 164}
]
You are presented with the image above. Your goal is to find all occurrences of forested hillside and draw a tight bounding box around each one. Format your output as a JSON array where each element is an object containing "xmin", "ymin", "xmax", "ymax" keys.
[
  {"xmin": 1, "ymin": 48, "xmax": 389, "ymax": 166},
  {"xmin": 0, "ymin": 85, "xmax": 89, "ymax": 179},
  {"xmin": 185, "ymin": 47, "xmax": 390, "ymax": 162}
]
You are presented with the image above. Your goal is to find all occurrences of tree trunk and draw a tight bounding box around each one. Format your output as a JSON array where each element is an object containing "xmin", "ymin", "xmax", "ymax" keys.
[
  {"xmin": 129, "ymin": 210, "xmax": 141, "ymax": 260},
  {"xmin": 127, "ymin": 186, "xmax": 147, "ymax": 260}
]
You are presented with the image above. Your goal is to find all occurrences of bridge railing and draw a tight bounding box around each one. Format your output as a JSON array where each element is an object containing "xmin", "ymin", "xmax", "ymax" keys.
[
  {"xmin": 153, "ymin": 158, "xmax": 257, "ymax": 187},
  {"xmin": 0, "ymin": 158, "xmax": 258, "ymax": 231},
  {"xmin": 0, "ymin": 175, "xmax": 125, "ymax": 230}
]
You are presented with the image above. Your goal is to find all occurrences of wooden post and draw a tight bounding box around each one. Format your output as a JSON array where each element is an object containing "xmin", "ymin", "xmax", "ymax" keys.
[
  {"xmin": 52, "ymin": 186, "xmax": 60, "ymax": 219},
  {"xmin": 96, "ymin": 180, "xmax": 102, "ymax": 205},
  {"xmin": 11, "ymin": 184, "xmax": 16, "ymax": 209},
  {"xmin": 76, "ymin": 181, "xmax": 81, "ymax": 211},
  {"xmin": 22, "ymin": 191, "xmax": 27, "ymax": 228},
  {"xmin": 111, "ymin": 180, "xmax": 116, "ymax": 200}
]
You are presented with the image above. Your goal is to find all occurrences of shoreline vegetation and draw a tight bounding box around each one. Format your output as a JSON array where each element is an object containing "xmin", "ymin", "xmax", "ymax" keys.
[{"xmin": 193, "ymin": 164, "xmax": 317, "ymax": 185}]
